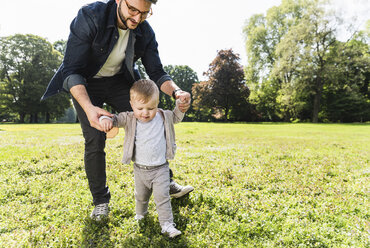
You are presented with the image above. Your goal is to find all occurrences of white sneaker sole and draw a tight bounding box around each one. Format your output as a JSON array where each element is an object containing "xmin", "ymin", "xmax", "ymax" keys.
[
  {"xmin": 170, "ymin": 186, "xmax": 194, "ymax": 198},
  {"xmin": 90, "ymin": 214, "xmax": 108, "ymax": 221},
  {"xmin": 168, "ymin": 230, "xmax": 182, "ymax": 238}
]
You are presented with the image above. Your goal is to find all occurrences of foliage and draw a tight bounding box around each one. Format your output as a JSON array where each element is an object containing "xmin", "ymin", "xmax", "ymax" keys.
[
  {"xmin": 163, "ymin": 65, "xmax": 199, "ymax": 121},
  {"xmin": 135, "ymin": 58, "xmax": 148, "ymax": 80},
  {"xmin": 192, "ymin": 49, "xmax": 250, "ymax": 121},
  {"xmin": 244, "ymin": 0, "xmax": 370, "ymax": 123},
  {"xmin": 248, "ymin": 79, "xmax": 281, "ymax": 121},
  {"xmin": 0, "ymin": 123, "xmax": 369, "ymax": 247},
  {"xmin": 53, "ymin": 40, "xmax": 67, "ymax": 56},
  {"xmin": 321, "ymin": 37, "xmax": 370, "ymax": 122},
  {"xmin": 57, "ymin": 107, "xmax": 77, "ymax": 123},
  {"xmin": 0, "ymin": 34, "xmax": 70, "ymax": 123},
  {"xmin": 191, "ymin": 81, "xmax": 217, "ymax": 122}
]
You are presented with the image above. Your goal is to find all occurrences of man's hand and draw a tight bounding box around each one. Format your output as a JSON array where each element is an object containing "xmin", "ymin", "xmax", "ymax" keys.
[
  {"xmin": 175, "ymin": 90, "xmax": 191, "ymax": 113},
  {"xmin": 70, "ymin": 84, "xmax": 113, "ymax": 131},
  {"xmin": 86, "ymin": 106, "xmax": 113, "ymax": 131}
]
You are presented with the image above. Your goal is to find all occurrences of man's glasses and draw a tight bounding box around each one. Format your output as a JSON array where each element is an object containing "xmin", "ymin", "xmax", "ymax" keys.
[{"xmin": 125, "ymin": 0, "xmax": 153, "ymax": 19}]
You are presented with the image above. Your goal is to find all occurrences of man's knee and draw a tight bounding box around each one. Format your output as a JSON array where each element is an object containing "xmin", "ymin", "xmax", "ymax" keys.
[{"xmin": 84, "ymin": 129, "xmax": 106, "ymax": 154}]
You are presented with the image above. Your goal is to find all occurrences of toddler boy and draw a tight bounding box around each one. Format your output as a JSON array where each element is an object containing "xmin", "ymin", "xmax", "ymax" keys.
[{"xmin": 99, "ymin": 79, "xmax": 189, "ymax": 237}]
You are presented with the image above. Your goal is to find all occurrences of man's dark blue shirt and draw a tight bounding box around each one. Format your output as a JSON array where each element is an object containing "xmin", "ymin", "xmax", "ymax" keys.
[{"xmin": 41, "ymin": 0, "xmax": 171, "ymax": 100}]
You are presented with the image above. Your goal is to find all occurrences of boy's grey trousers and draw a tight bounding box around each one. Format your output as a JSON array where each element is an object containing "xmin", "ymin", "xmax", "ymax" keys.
[{"xmin": 133, "ymin": 162, "xmax": 174, "ymax": 226}]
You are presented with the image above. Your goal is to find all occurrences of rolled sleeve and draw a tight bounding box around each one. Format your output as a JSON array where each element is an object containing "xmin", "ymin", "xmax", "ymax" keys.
[
  {"xmin": 62, "ymin": 74, "xmax": 87, "ymax": 92},
  {"xmin": 156, "ymin": 74, "xmax": 173, "ymax": 88},
  {"xmin": 112, "ymin": 115, "xmax": 119, "ymax": 127}
]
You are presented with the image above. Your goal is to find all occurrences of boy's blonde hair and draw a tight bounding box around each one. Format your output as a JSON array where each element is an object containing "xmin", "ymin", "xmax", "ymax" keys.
[{"xmin": 130, "ymin": 79, "xmax": 159, "ymax": 103}]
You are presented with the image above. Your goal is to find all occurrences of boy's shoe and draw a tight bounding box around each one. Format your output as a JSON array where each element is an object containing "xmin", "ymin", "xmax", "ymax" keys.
[
  {"xmin": 169, "ymin": 181, "xmax": 194, "ymax": 198},
  {"xmin": 161, "ymin": 222, "xmax": 181, "ymax": 238},
  {"xmin": 90, "ymin": 203, "xmax": 109, "ymax": 221}
]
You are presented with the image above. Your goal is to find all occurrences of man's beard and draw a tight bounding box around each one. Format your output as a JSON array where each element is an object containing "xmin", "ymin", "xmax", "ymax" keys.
[{"xmin": 118, "ymin": 0, "xmax": 128, "ymax": 29}]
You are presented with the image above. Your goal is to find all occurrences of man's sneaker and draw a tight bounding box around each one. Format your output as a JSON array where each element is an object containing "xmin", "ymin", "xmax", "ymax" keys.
[
  {"xmin": 169, "ymin": 181, "xmax": 194, "ymax": 198},
  {"xmin": 161, "ymin": 222, "xmax": 181, "ymax": 238},
  {"xmin": 90, "ymin": 203, "xmax": 109, "ymax": 221}
]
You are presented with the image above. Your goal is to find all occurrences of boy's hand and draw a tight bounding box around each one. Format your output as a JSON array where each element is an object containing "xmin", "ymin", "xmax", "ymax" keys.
[
  {"xmin": 99, "ymin": 116, "xmax": 113, "ymax": 133},
  {"xmin": 175, "ymin": 91, "xmax": 191, "ymax": 113},
  {"xmin": 99, "ymin": 116, "xmax": 119, "ymax": 138}
]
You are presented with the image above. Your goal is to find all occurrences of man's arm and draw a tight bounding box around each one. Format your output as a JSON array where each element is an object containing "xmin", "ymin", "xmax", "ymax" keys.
[
  {"xmin": 160, "ymin": 80, "xmax": 191, "ymax": 113},
  {"xmin": 139, "ymin": 28, "xmax": 191, "ymax": 112},
  {"xmin": 70, "ymin": 85, "xmax": 113, "ymax": 131}
]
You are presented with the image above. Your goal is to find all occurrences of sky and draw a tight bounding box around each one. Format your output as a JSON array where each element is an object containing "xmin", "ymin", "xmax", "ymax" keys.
[{"xmin": 0, "ymin": 0, "xmax": 369, "ymax": 80}]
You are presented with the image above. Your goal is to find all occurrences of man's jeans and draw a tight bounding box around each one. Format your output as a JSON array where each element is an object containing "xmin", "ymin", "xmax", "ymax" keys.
[{"xmin": 73, "ymin": 73, "xmax": 174, "ymax": 206}]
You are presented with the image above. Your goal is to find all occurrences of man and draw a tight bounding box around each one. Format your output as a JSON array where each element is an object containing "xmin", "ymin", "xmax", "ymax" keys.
[{"xmin": 41, "ymin": 0, "xmax": 194, "ymax": 220}]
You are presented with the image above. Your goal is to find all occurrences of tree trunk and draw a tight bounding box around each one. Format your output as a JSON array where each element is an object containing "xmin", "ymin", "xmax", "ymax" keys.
[
  {"xmin": 45, "ymin": 112, "xmax": 50, "ymax": 123},
  {"xmin": 225, "ymin": 107, "xmax": 229, "ymax": 122},
  {"xmin": 312, "ymin": 77, "xmax": 323, "ymax": 123},
  {"xmin": 19, "ymin": 113, "xmax": 25, "ymax": 123},
  {"xmin": 283, "ymin": 107, "xmax": 290, "ymax": 122},
  {"xmin": 29, "ymin": 114, "xmax": 38, "ymax": 123}
]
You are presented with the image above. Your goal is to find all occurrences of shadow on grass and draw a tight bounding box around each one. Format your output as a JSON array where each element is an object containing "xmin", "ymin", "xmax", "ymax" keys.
[
  {"xmin": 81, "ymin": 217, "xmax": 113, "ymax": 247},
  {"xmin": 81, "ymin": 197, "xmax": 191, "ymax": 247},
  {"xmin": 172, "ymin": 194, "xmax": 191, "ymax": 230},
  {"xmin": 118, "ymin": 196, "xmax": 191, "ymax": 247},
  {"xmin": 119, "ymin": 215, "xmax": 189, "ymax": 247}
]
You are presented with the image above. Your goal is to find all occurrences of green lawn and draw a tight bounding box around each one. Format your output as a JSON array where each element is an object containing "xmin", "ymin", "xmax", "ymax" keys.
[{"xmin": 0, "ymin": 123, "xmax": 369, "ymax": 247}]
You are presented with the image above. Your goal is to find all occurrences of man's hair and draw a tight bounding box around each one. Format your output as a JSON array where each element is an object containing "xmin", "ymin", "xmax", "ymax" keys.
[
  {"xmin": 146, "ymin": 0, "xmax": 157, "ymax": 4},
  {"xmin": 130, "ymin": 79, "xmax": 159, "ymax": 103}
]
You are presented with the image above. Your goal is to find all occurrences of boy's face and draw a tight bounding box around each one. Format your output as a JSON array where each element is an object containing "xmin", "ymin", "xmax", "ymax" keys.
[{"xmin": 130, "ymin": 95, "xmax": 158, "ymax": 123}]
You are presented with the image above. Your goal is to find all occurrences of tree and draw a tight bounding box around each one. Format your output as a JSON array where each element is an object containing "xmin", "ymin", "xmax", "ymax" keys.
[
  {"xmin": 135, "ymin": 58, "xmax": 148, "ymax": 79},
  {"xmin": 321, "ymin": 35, "xmax": 370, "ymax": 122},
  {"xmin": 243, "ymin": 0, "xmax": 369, "ymax": 122},
  {"xmin": 53, "ymin": 39, "xmax": 67, "ymax": 55},
  {"xmin": 0, "ymin": 34, "xmax": 70, "ymax": 123},
  {"xmin": 243, "ymin": 0, "xmax": 307, "ymax": 121},
  {"xmin": 191, "ymin": 81, "xmax": 215, "ymax": 121},
  {"xmin": 162, "ymin": 65, "xmax": 199, "ymax": 121},
  {"xmin": 0, "ymin": 81, "xmax": 16, "ymax": 121},
  {"xmin": 272, "ymin": 0, "xmax": 338, "ymax": 122},
  {"xmin": 192, "ymin": 49, "xmax": 250, "ymax": 121}
]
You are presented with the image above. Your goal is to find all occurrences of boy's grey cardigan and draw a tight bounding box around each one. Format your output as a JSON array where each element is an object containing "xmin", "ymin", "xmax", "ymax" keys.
[{"xmin": 112, "ymin": 106, "xmax": 185, "ymax": 165}]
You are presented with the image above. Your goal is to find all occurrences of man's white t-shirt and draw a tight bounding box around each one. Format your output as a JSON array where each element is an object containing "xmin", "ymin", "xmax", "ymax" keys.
[{"xmin": 94, "ymin": 28, "xmax": 130, "ymax": 78}]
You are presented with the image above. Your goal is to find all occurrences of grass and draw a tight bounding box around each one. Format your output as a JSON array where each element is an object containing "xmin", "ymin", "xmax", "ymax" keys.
[{"xmin": 0, "ymin": 123, "xmax": 369, "ymax": 247}]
